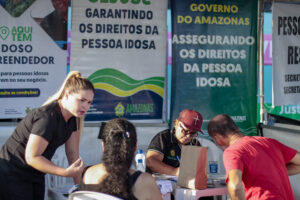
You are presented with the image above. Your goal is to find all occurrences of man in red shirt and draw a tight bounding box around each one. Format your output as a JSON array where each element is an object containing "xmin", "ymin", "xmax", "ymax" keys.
[{"xmin": 207, "ymin": 114, "xmax": 300, "ymax": 200}]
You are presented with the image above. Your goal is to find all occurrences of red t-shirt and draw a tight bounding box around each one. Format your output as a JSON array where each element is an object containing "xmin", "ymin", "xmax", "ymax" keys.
[{"xmin": 223, "ymin": 136, "xmax": 297, "ymax": 200}]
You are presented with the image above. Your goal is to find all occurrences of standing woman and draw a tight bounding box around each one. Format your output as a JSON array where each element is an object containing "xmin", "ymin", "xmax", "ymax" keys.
[
  {"xmin": 0, "ymin": 71, "xmax": 94, "ymax": 200},
  {"xmin": 79, "ymin": 118, "xmax": 162, "ymax": 200}
]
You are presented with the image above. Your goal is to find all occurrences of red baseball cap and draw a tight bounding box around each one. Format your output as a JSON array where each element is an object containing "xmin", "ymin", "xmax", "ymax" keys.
[{"xmin": 177, "ymin": 109, "xmax": 204, "ymax": 134}]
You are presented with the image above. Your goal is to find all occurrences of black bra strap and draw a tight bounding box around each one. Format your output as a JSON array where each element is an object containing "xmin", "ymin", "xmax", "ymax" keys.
[{"xmin": 128, "ymin": 171, "xmax": 142, "ymax": 188}]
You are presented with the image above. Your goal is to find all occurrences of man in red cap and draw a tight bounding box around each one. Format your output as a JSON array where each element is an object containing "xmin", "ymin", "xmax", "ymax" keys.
[{"xmin": 146, "ymin": 109, "xmax": 204, "ymax": 176}]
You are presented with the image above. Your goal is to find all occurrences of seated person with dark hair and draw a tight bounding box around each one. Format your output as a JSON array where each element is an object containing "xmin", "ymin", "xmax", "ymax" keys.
[
  {"xmin": 79, "ymin": 118, "xmax": 162, "ymax": 200},
  {"xmin": 208, "ymin": 114, "xmax": 300, "ymax": 200}
]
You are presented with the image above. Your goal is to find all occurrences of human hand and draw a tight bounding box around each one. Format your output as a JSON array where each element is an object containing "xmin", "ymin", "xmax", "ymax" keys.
[
  {"xmin": 175, "ymin": 167, "xmax": 180, "ymax": 176},
  {"xmin": 65, "ymin": 158, "xmax": 85, "ymax": 177}
]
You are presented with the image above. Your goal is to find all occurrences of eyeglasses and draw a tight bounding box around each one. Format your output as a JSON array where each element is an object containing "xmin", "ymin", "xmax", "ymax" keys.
[{"xmin": 179, "ymin": 123, "xmax": 198, "ymax": 137}]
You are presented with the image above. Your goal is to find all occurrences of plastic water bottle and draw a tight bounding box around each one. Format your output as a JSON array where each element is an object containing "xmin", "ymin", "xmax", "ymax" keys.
[
  {"xmin": 135, "ymin": 149, "xmax": 146, "ymax": 172},
  {"xmin": 136, "ymin": 159, "xmax": 145, "ymax": 172},
  {"xmin": 209, "ymin": 161, "xmax": 218, "ymax": 174}
]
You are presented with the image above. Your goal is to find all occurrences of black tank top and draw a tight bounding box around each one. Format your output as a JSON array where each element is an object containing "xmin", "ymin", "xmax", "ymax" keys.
[{"xmin": 78, "ymin": 167, "xmax": 142, "ymax": 200}]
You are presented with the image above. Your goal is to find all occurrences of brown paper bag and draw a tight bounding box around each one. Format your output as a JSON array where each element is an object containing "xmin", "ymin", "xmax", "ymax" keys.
[{"xmin": 177, "ymin": 146, "xmax": 208, "ymax": 190}]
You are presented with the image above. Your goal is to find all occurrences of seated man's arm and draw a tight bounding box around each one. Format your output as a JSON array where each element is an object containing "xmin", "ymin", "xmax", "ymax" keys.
[
  {"xmin": 146, "ymin": 150, "xmax": 179, "ymax": 176},
  {"xmin": 227, "ymin": 169, "xmax": 245, "ymax": 200},
  {"xmin": 287, "ymin": 152, "xmax": 300, "ymax": 175}
]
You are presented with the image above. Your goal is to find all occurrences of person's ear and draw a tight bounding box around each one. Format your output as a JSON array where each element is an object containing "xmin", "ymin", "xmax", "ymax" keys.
[
  {"xmin": 64, "ymin": 90, "xmax": 70, "ymax": 99},
  {"xmin": 214, "ymin": 134, "xmax": 227, "ymax": 145},
  {"xmin": 214, "ymin": 134, "xmax": 222, "ymax": 141},
  {"xmin": 101, "ymin": 141, "xmax": 105, "ymax": 151}
]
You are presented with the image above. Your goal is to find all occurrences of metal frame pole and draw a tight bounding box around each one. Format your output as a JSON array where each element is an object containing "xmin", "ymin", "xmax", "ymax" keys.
[{"xmin": 258, "ymin": 0, "xmax": 265, "ymax": 123}]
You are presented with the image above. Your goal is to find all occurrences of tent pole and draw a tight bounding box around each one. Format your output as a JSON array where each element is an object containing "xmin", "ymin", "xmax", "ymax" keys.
[{"xmin": 258, "ymin": 0, "xmax": 265, "ymax": 123}]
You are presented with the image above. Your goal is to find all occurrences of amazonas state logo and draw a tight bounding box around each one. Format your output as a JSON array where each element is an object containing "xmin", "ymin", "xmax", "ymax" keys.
[{"xmin": 115, "ymin": 102, "xmax": 125, "ymax": 117}]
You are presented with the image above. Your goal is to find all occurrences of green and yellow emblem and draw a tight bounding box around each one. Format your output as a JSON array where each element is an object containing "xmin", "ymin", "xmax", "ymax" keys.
[
  {"xmin": 115, "ymin": 102, "xmax": 125, "ymax": 117},
  {"xmin": 170, "ymin": 149, "xmax": 176, "ymax": 157}
]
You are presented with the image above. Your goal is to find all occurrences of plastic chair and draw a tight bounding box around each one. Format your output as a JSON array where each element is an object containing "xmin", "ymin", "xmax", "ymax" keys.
[{"xmin": 69, "ymin": 191, "xmax": 123, "ymax": 200}]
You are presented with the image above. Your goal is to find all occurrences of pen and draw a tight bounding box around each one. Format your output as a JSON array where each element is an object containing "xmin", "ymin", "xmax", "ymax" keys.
[{"xmin": 177, "ymin": 155, "xmax": 180, "ymax": 162}]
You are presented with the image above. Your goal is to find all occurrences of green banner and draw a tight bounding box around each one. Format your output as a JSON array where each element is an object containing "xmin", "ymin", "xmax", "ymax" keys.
[
  {"xmin": 257, "ymin": 103, "xmax": 300, "ymax": 122},
  {"xmin": 171, "ymin": 0, "xmax": 258, "ymax": 135}
]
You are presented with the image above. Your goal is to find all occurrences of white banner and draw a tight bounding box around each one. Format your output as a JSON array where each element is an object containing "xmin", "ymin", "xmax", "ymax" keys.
[
  {"xmin": 70, "ymin": 0, "xmax": 167, "ymax": 121},
  {"xmin": 273, "ymin": 2, "xmax": 300, "ymax": 106},
  {"xmin": 0, "ymin": 1, "xmax": 67, "ymax": 119}
]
